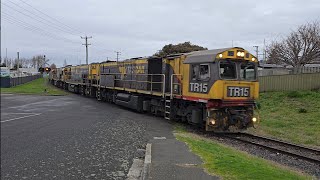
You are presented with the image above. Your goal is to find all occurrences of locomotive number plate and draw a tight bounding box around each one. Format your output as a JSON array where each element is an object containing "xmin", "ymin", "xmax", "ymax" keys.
[{"xmin": 227, "ymin": 86, "xmax": 250, "ymax": 97}]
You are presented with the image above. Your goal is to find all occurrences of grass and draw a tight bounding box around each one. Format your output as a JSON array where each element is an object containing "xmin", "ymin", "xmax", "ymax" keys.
[
  {"xmin": 0, "ymin": 78, "xmax": 67, "ymax": 96},
  {"xmin": 249, "ymin": 90, "xmax": 320, "ymax": 147},
  {"xmin": 175, "ymin": 126, "xmax": 312, "ymax": 180}
]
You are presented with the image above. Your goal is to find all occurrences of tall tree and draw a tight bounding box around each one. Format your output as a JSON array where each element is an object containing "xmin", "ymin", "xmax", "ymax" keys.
[
  {"xmin": 154, "ymin": 42, "xmax": 208, "ymax": 57},
  {"xmin": 267, "ymin": 22, "xmax": 320, "ymax": 67}
]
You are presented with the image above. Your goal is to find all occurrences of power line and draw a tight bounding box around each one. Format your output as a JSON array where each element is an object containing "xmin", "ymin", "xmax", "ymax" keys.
[
  {"xmin": 2, "ymin": 13, "xmax": 79, "ymax": 44},
  {"xmin": 2, "ymin": 1, "xmax": 78, "ymax": 36},
  {"xmin": 2, "ymin": 16, "xmax": 83, "ymax": 63},
  {"xmin": 81, "ymin": 36, "xmax": 92, "ymax": 65},
  {"xmin": 9, "ymin": 0, "xmax": 117, "ymax": 58},
  {"xmin": 17, "ymin": 0, "xmax": 83, "ymax": 34},
  {"xmin": 7, "ymin": 0, "xmax": 78, "ymax": 35}
]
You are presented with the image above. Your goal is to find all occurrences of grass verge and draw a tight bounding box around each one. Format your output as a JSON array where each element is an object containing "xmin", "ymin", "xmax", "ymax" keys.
[
  {"xmin": 175, "ymin": 126, "xmax": 312, "ymax": 180},
  {"xmin": 0, "ymin": 78, "xmax": 67, "ymax": 96},
  {"xmin": 249, "ymin": 90, "xmax": 320, "ymax": 147}
]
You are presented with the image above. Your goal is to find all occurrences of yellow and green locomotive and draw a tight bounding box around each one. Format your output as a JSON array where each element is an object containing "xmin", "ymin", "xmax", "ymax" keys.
[{"xmin": 49, "ymin": 47, "xmax": 259, "ymax": 132}]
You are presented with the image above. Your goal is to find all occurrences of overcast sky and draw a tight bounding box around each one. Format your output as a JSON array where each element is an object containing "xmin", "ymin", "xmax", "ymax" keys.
[{"xmin": 1, "ymin": 0, "xmax": 320, "ymax": 67}]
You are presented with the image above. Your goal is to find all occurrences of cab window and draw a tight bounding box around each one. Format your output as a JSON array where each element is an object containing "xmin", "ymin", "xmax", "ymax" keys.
[
  {"xmin": 220, "ymin": 61, "xmax": 236, "ymax": 79},
  {"xmin": 240, "ymin": 62, "xmax": 256, "ymax": 80},
  {"xmin": 192, "ymin": 64, "xmax": 210, "ymax": 81}
]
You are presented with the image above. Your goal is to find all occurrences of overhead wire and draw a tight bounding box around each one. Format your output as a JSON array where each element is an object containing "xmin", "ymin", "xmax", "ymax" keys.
[
  {"xmin": 2, "ymin": 1, "xmax": 79, "ymax": 36},
  {"xmin": 2, "ymin": 12, "xmax": 80, "ymax": 44},
  {"xmin": 10, "ymin": 0, "xmax": 116, "ymax": 56},
  {"xmin": 2, "ymin": 0, "xmax": 121, "ymax": 62},
  {"xmin": 17, "ymin": 0, "xmax": 84, "ymax": 35}
]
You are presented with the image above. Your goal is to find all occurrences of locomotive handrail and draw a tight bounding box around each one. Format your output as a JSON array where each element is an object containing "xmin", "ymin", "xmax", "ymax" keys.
[
  {"xmin": 170, "ymin": 74, "xmax": 182, "ymax": 99},
  {"xmin": 100, "ymin": 73, "xmax": 166, "ymax": 97}
]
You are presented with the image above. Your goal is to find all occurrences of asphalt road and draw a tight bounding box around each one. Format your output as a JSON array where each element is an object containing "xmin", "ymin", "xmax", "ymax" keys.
[{"xmin": 1, "ymin": 93, "xmax": 172, "ymax": 180}]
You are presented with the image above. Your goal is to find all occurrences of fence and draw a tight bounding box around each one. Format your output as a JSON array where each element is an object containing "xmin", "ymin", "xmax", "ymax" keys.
[
  {"xmin": 259, "ymin": 73, "xmax": 320, "ymax": 92},
  {"xmin": 0, "ymin": 74, "xmax": 42, "ymax": 88},
  {"xmin": 289, "ymin": 67, "xmax": 320, "ymax": 74}
]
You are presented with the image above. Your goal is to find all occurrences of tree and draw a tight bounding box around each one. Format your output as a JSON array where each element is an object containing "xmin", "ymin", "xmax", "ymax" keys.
[
  {"xmin": 19, "ymin": 58, "xmax": 32, "ymax": 68},
  {"xmin": 266, "ymin": 22, "xmax": 320, "ymax": 67},
  {"xmin": 13, "ymin": 63, "xmax": 22, "ymax": 70},
  {"xmin": 31, "ymin": 55, "xmax": 48, "ymax": 68},
  {"xmin": 50, "ymin": 63, "xmax": 57, "ymax": 69},
  {"xmin": 154, "ymin": 42, "xmax": 208, "ymax": 57}
]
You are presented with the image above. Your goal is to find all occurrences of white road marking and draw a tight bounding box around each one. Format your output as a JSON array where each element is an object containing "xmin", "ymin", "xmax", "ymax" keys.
[
  {"xmin": 3, "ymin": 98, "xmax": 61, "ymax": 110},
  {"xmin": 2, "ymin": 113, "xmax": 38, "ymax": 115},
  {"xmin": 153, "ymin": 137, "xmax": 166, "ymax": 140},
  {"xmin": 1, "ymin": 113, "xmax": 41, "ymax": 123}
]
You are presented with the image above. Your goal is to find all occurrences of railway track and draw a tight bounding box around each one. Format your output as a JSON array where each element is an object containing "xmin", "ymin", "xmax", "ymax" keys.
[{"xmin": 223, "ymin": 133, "xmax": 320, "ymax": 165}]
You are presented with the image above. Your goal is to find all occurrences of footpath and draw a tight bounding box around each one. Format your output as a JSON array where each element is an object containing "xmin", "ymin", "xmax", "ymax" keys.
[
  {"xmin": 146, "ymin": 136, "xmax": 219, "ymax": 180},
  {"xmin": 143, "ymin": 118, "xmax": 218, "ymax": 180},
  {"xmin": 127, "ymin": 117, "xmax": 218, "ymax": 180}
]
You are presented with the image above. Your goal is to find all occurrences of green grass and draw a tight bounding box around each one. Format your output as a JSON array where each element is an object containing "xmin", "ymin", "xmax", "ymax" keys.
[
  {"xmin": 175, "ymin": 128, "xmax": 311, "ymax": 180},
  {"xmin": 0, "ymin": 78, "xmax": 67, "ymax": 96},
  {"xmin": 249, "ymin": 90, "xmax": 320, "ymax": 147}
]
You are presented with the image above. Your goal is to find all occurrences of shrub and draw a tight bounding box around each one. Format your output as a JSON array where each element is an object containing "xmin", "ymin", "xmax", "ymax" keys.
[
  {"xmin": 298, "ymin": 108, "xmax": 307, "ymax": 113},
  {"xmin": 256, "ymin": 102, "xmax": 261, "ymax": 109},
  {"xmin": 286, "ymin": 91, "xmax": 302, "ymax": 98}
]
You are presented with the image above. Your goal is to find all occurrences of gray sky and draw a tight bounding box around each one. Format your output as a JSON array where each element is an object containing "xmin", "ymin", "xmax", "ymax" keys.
[{"xmin": 1, "ymin": 0, "xmax": 320, "ymax": 67}]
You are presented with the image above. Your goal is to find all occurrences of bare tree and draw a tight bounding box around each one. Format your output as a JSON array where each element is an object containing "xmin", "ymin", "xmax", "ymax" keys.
[
  {"xmin": 19, "ymin": 58, "xmax": 32, "ymax": 68},
  {"xmin": 267, "ymin": 22, "xmax": 320, "ymax": 67},
  {"xmin": 31, "ymin": 55, "xmax": 48, "ymax": 68},
  {"xmin": 50, "ymin": 63, "xmax": 57, "ymax": 69}
]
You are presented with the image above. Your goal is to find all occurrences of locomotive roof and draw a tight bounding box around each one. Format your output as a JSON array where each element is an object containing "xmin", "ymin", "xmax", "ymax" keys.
[{"xmin": 184, "ymin": 47, "xmax": 232, "ymax": 64}]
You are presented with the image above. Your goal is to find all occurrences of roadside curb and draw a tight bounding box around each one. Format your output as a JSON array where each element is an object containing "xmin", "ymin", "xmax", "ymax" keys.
[{"xmin": 142, "ymin": 143, "xmax": 152, "ymax": 180}]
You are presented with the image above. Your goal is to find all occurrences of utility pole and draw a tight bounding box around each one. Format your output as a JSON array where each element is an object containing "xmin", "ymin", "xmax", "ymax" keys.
[
  {"xmin": 43, "ymin": 55, "xmax": 46, "ymax": 68},
  {"xmin": 17, "ymin": 52, "xmax": 20, "ymax": 70},
  {"xmin": 0, "ymin": 0, "xmax": 2, "ymax": 66},
  {"xmin": 6, "ymin": 48, "xmax": 7, "ymax": 67},
  {"xmin": 81, "ymin": 36, "xmax": 92, "ymax": 65},
  {"xmin": 263, "ymin": 39, "xmax": 266, "ymax": 63},
  {"xmin": 253, "ymin": 46, "xmax": 259, "ymax": 59},
  {"xmin": 115, "ymin": 51, "xmax": 121, "ymax": 63}
]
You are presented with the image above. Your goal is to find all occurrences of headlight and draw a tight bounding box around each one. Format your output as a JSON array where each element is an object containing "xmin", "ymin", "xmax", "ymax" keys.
[
  {"xmin": 252, "ymin": 57, "xmax": 256, "ymax": 61},
  {"xmin": 237, "ymin": 52, "xmax": 241, "ymax": 56},
  {"xmin": 240, "ymin": 52, "xmax": 245, "ymax": 57},
  {"xmin": 219, "ymin": 54, "xmax": 223, "ymax": 58},
  {"xmin": 252, "ymin": 117, "xmax": 257, "ymax": 122},
  {"xmin": 209, "ymin": 119, "xmax": 216, "ymax": 125}
]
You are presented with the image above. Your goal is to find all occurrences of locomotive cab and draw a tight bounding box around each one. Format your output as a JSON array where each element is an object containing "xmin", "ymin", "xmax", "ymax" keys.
[{"xmin": 182, "ymin": 47, "xmax": 259, "ymax": 132}]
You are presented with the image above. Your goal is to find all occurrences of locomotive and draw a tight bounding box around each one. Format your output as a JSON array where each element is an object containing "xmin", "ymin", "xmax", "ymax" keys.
[{"xmin": 49, "ymin": 47, "xmax": 259, "ymax": 132}]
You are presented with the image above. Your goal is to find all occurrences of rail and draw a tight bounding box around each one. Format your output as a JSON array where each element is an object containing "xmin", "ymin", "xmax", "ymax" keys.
[
  {"xmin": 225, "ymin": 133, "xmax": 320, "ymax": 164},
  {"xmin": 100, "ymin": 73, "xmax": 166, "ymax": 97}
]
